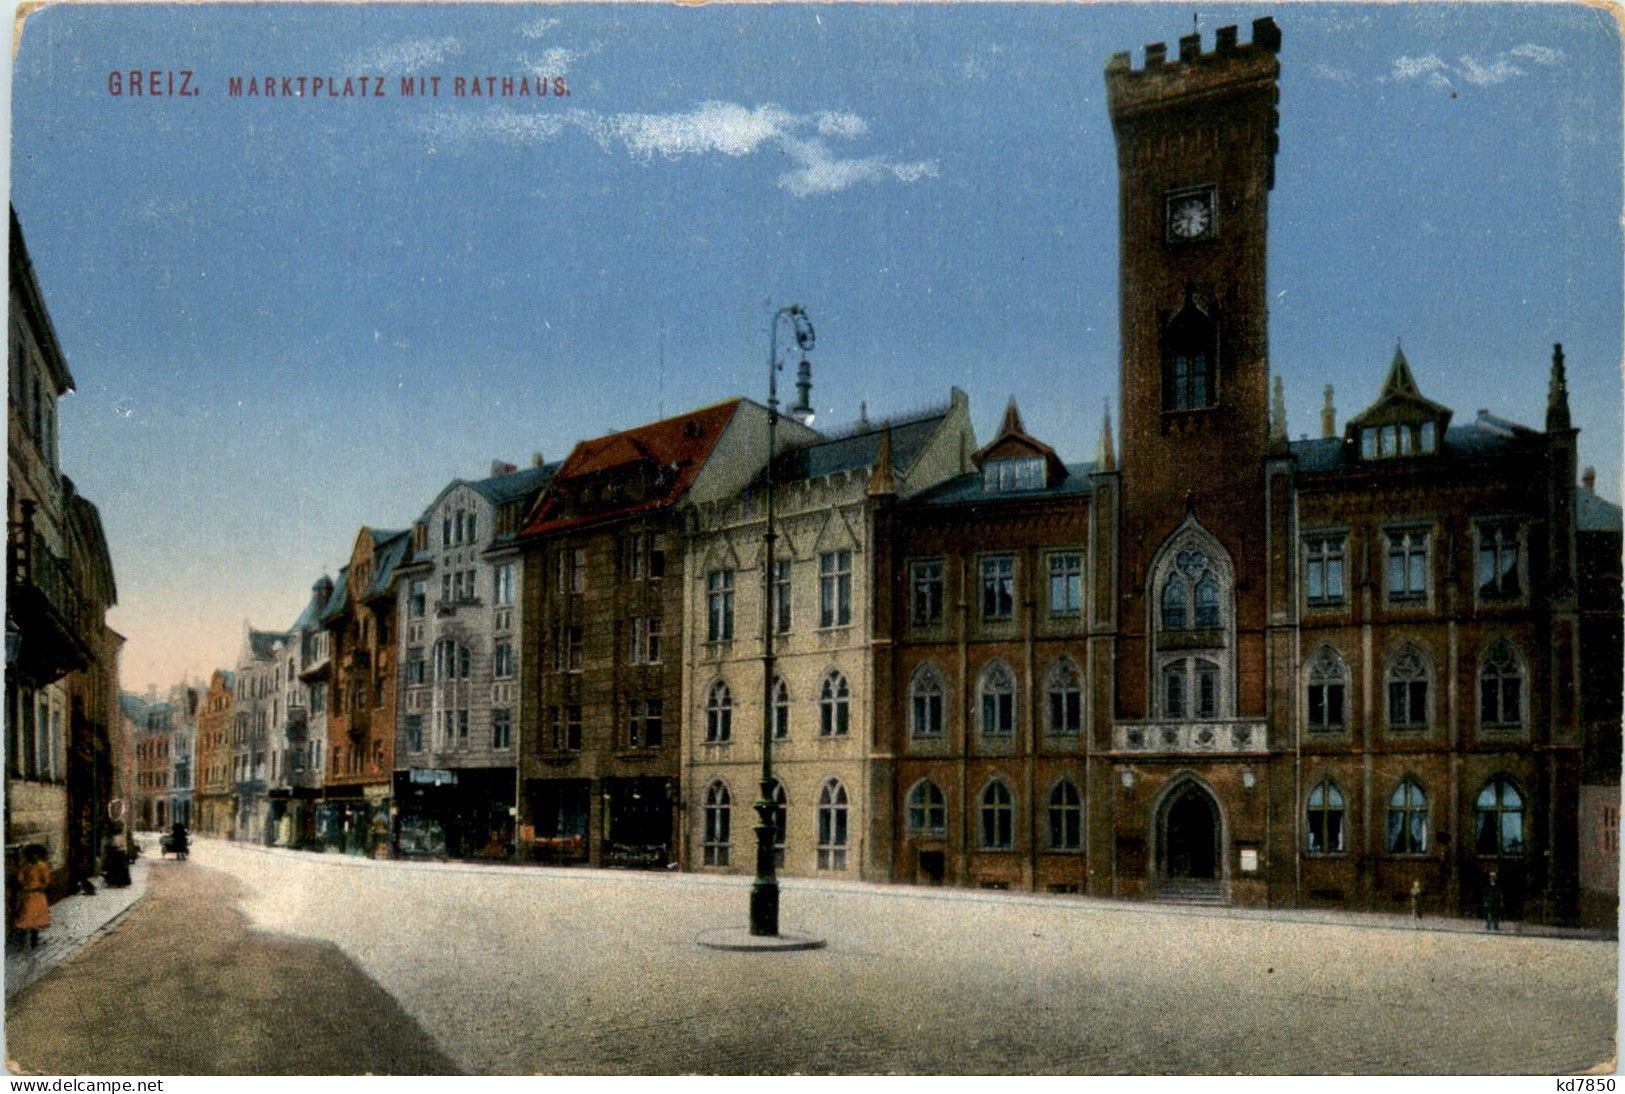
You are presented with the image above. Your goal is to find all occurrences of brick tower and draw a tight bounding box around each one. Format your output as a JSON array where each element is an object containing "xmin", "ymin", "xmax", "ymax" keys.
[{"xmin": 1104, "ymin": 18, "xmax": 1281, "ymax": 722}]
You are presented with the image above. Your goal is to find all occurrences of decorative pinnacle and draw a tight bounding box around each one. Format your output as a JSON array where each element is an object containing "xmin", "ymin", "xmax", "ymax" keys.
[{"xmin": 1546, "ymin": 342, "xmax": 1571, "ymax": 432}]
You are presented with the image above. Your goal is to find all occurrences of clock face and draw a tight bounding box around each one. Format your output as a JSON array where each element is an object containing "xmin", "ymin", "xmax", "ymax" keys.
[{"xmin": 1168, "ymin": 190, "xmax": 1215, "ymax": 241}]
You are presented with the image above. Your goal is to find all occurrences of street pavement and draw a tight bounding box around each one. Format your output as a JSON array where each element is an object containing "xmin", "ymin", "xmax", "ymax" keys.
[
  {"xmin": 5, "ymin": 855, "xmax": 150, "ymax": 1000},
  {"xmin": 6, "ymin": 838, "xmax": 1618, "ymax": 1075}
]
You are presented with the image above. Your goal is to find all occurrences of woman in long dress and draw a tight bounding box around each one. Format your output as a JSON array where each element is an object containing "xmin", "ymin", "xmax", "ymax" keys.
[{"xmin": 14, "ymin": 845, "xmax": 51, "ymax": 949}]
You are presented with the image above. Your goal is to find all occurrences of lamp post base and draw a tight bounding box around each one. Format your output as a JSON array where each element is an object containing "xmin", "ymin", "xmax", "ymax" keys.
[
  {"xmin": 696, "ymin": 925, "xmax": 825, "ymax": 952},
  {"xmin": 749, "ymin": 878, "xmax": 779, "ymax": 937}
]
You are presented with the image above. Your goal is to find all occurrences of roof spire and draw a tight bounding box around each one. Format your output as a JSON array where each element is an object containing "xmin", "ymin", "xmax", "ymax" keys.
[
  {"xmin": 998, "ymin": 397, "xmax": 1025, "ymax": 438},
  {"xmin": 867, "ymin": 423, "xmax": 897, "ymax": 497},
  {"xmin": 1382, "ymin": 341, "xmax": 1421, "ymax": 398},
  {"xmin": 1099, "ymin": 399, "xmax": 1116, "ymax": 471},
  {"xmin": 1320, "ymin": 384, "xmax": 1336, "ymax": 439},
  {"xmin": 1546, "ymin": 342, "xmax": 1571, "ymax": 432}
]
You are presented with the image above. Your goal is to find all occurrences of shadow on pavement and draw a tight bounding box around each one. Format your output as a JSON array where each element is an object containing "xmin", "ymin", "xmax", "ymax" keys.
[{"xmin": 5, "ymin": 859, "xmax": 459, "ymax": 1075}]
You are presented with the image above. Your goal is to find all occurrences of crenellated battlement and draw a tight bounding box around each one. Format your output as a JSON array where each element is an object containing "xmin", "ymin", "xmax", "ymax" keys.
[{"xmin": 1106, "ymin": 17, "xmax": 1280, "ymax": 119}]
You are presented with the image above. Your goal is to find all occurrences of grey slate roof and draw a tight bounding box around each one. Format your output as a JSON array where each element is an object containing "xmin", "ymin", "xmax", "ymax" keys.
[
  {"xmin": 1290, "ymin": 415, "xmax": 1538, "ymax": 475},
  {"xmin": 321, "ymin": 566, "xmax": 351, "ymax": 622},
  {"xmin": 364, "ymin": 530, "xmax": 412, "ymax": 599},
  {"xmin": 1577, "ymin": 488, "xmax": 1622, "ymax": 532},
  {"xmin": 289, "ymin": 586, "xmax": 328, "ymax": 632},
  {"xmin": 469, "ymin": 462, "xmax": 559, "ymax": 505},
  {"xmin": 913, "ymin": 462, "xmax": 1097, "ymax": 506},
  {"xmin": 247, "ymin": 629, "xmax": 286, "ymax": 660},
  {"xmin": 772, "ymin": 412, "xmax": 947, "ymax": 484}
]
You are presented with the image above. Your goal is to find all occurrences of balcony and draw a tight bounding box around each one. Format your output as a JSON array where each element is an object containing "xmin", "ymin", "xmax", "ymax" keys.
[
  {"xmin": 7, "ymin": 520, "xmax": 94, "ymax": 687},
  {"xmin": 1112, "ymin": 719, "xmax": 1268, "ymax": 756}
]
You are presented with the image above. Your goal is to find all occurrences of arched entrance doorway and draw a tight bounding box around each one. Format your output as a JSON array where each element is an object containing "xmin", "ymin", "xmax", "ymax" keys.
[{"xmin": 1156, "ymin": 779, "xmax": 1225, "ymax": 901}]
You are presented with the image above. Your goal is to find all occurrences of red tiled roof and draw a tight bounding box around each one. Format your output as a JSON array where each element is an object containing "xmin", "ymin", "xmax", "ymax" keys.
[{"xmin": 519, "ymin": 399, "xmax": 742, "ymax": 538}]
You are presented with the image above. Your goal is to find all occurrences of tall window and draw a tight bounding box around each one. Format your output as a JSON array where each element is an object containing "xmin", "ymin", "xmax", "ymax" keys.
[
  {"xmin": 1161, "ymin": 548, "xmax": 1223, "ymax": 631},
  {"xmin": 643, "ymin": 699, "xmax": 663, "ymax": 747},
  {"xmin": 979, "ymin": 780, "xmax": 1015, "ymax": 850},
  {"xmin": 491, "ymin": 708, "xmax": 512, "ymax": 750},
  {"xmin": 773, "ymin": 559, "xmax": 792, "ymax": 634},
  {"xmin": 1477, "ymin": 521, "xmax": 1522, "ymax": 600},
  {"xmin": 819, "ymin": 672, "xmax": 850, "ymax": 737},
  {"xmin": 628, "ymin": 532, "xmax": 645, "ymax": 580},
  {"xmin": 1475, "ymin": 778, "xmax": 1525, "ymax": 856},
  {"xmin": 406, "ymin": 714, "xmax": 423, "ymax": 752},
  {"xmin": 1162, "ymin": 661, "xmax": 1185, "ymax": 719},
  {"xmin": 981, "ymin": 556, "xmax": 1015, "ymax": 621},
  {"xmin": 1161, "ymin": 574, "xmax": 1187, "ymax": 630},
  {"xmin": 569, "ymin": 548, "xmax": 586, "ymax": 593},
  {"xmin": 629, "ymin": 616, "xmax": 662, "ymax": 664},
  {"xmin": 705, "ymin": 681, "xmax": 732, "ymax": 743},
  {"xmin": 1048, "ymin": 779, "xmax": 1082, "ymax": 850},
  {"xmin": 707, "ymin": 569, "xmax": 735, "ymax": 641},
  {"xmin": 1386, "ymin": 778, "xmax": 1429, "ymax": 854},
  {"xmin": 1480, "ymin": 638, "xmax": 1524, "ymax": 729},
  {"xmin": 494, "ymin": 564, "xmax": 514, "ymax": 606},
  {"xmin": 1304, "ymin": 534, "xmax": 1346, "ymax": 606},
  {"xmin": 1306, "ymin": 779, "xmax": 1345, "ymax": 853},
  {"xmin": 409, "ymin": 580, "xmax": 427, "ymax": 617},
  {"xmin": 1386, "ymin": 644, "xmax": 1429, "ymax": 729},
  {"xmin": 817, "ymin": 779, "xmax": 848, "ymax": 870},
  {"xmin": 911, "ymin": 560, "xmax": 944, "ymax": 627},
  {"xmin": 1386, "ymin": 529, "xmax": 1429, "ymax": 602},
  {"xmin": 1162, "ymin": 658, "xmax": 1217, "ymax": 720},
  {"xmin": 493, "ymin": 641, "xmax": 514, "ymax": 679},
  {"xmin": 1049, "ymin": 552, "xmax": 1082, "ymax": 617},
  {"xmin": 703, "ymin": 781, "xmax": 731, "ymax": 866},
  {"xmin": 819, "ymin": 550, "xmax": 852, "ymax": 628},
  {"xmin": 564, "ymin": 705, "xmax": 581, "ymax": 751},
  {"xmin": 1306, "ymin": 647, "xmax": 1348, "ymax": 732},
  {"xmin": 911, "ymin": 664, "xmax": 945, "ymax": 738},
  {"xmin": 565, "ymin": 627, "xmax": 583, "ymax": 672},
  {"xmin": 908, "ymin": 779, "xmax": 946, "ymax": 834},
  {"xmin": 1162, "ymin": 300, "xmax": 1217, "ymax": 411},
  {"xmin": 980, "ymin": 661, "xmax": 1016, "ymax": 736},
  {"xmin": 772, "ymin": 677, "xmax": 790, "ymax": 740},
  {"xmin": 1194, "ymin": 574, "xmax": 1220, "ymax": 628},
  {"xmin": 1045, "ymin": 658, "xmax": 1082, "ymax": 736}
]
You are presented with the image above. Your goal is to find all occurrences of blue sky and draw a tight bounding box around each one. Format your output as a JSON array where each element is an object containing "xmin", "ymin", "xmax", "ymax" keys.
[{"xmin": 10, "ymin": 3, "xmax": 1621, "ymax": 691}]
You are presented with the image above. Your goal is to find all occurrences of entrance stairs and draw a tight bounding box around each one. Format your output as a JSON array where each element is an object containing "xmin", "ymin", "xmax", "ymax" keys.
[{"xmin": 1156, "ymin": 878, "xmax": 1227, "ymax": 905}]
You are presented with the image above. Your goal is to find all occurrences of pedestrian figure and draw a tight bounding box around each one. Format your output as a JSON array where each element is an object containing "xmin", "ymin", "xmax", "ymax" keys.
[
  {"xmin": 14, "ymin": 845, "xmax": 52, "ymax": 949},
  {"xmin": 101, "ymin": 838, "xmax": 131, "ymax": 888},
  {"xmin": 1410, "ymin": 879, "xmax": 1422, "ymax": 922},
  {"xmin": 1484, "ymin": 870, "xmax": 1502, "ymax": 931}
]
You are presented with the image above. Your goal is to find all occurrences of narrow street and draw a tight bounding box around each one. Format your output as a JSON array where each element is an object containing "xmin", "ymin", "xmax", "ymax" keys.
[{"xmin": 6, "ymin": 840, "xmax": 1617, "ymax": 1075}]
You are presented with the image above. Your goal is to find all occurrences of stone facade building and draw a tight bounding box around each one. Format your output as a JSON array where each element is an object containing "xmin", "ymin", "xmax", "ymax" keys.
[
  {"xmin": 394, "ymin": 461, "xmax": 555, "ymax": 858},
  {"xmin": 518, "ymin": 400, "xmax": 813, "ymax": 868},
  {"xmin": 684, "ymin": 396, "xmax": 974, "ymax": 879},
  {"xmin": 271, "ymin": 577, "xmax": 333, "ymax": 848},
  {"xmin": 231, "ymin": 628, "xmax": 285, "ymax": 843},
  {"xmin": 8, "ymin": 207, "xmax": 119, "ymax": 896}
]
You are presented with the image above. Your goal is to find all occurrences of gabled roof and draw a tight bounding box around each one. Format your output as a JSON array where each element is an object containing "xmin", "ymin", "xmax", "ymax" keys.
[
  {"xmin": 289, "ymin": 582, "xmax": 331, "ymax": 632},
  {"xmin": 970, "ymin": 398, "xmax": 1069, "ymax": 483},
  {"xmin": 771, "ymin": 408, "xmax": 945, "ymax": 484},
  {"xmin": 320, "ymin": 565, "xmax": 352, "ymax": 622},
  {"xmin": 1577, "ymin": 488, "xmax": 1623, "ymax": 533},
  {"xmin": 520, "ymin": 399, "xmax": 742, "ymax": 538},
  {"xmin": 1346, "ymin": 346, "xmax": 1453, "ymax": 430},
  {"xmin": 913, "ymin": 462, "xmax": 1097, "ymax": 506}
]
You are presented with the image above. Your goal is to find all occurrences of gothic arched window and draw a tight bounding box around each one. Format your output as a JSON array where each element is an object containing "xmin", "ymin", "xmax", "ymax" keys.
[
  {"xmin": 1479, "ymin": 639, "xmax": 1525, "ymax": 730},
  {"xmin": 1386, "ymin": 644, "xmax": 1430, "ymax": 730},
  {"xmin": 1044, "ymin": 658, "xmax": 1083, "ymax": 736},
  {"xmin": 980, "ymin": 661, "xmax": 1016, "ymax": 737},
  {"xmin": 1306, "ymin": 647, "xmax": 1349, "ymax": 732},
  {"xmin": 910, "ymin": 663, "xmax": 946, "ymax": 738},
  {"xmin": 1162, "ymin": 297, "xmax": 1218, "ymax": 411}
]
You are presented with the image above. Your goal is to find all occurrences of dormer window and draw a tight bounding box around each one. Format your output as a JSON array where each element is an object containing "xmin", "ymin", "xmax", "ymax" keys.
[
  {"xmin": 1349, "ymin": 347, "xmax": 1451, "ymax": 462},
  {"xmin": 984, "ymin": 456, "xmax": 1046, "ymax": 492}
]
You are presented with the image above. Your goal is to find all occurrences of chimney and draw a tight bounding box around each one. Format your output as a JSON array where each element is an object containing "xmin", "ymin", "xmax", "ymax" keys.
[
  {"xmin": 1583, "ymin": 466, "xmax": 1596, "ymax": 494},
  {"xmin": 531, "ymin": 451, "xmax": 545, "ymax": 468},
  {"xmin": 491, "ymin": 460, "xmax": 518, "ymax": 478},
  {"xmin": 1320, "ymin": 385, "xmax": 1336, "ymax": 439}
]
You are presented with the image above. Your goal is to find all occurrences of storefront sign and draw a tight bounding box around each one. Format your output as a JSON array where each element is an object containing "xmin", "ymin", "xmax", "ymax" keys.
[{"xmin": 409, "ymin": 768, "xmax": 458, "ymax": 786}]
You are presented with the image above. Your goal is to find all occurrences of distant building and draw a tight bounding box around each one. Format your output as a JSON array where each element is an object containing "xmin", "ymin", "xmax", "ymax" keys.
[
  {"xmin": 169, "ymin": 683, "xmax": 198, "ymax": 828},
  {"xmin": 394, "ymin": 460, "xmax": 555, "ymax": 858},
  {"xmin": 194, "ymin": 669, "xmax": 235, "ymax": 837},
  {"xmin": 232, "ymin": 626, "xmax": 285, "ymax": 843},
  {"xmin": 269, "ymin": 576, "xmax": 334, "ymax": 847}
]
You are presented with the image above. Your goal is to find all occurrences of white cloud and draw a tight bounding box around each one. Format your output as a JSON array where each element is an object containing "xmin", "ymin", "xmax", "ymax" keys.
[
  {"xmin": 1509, "ymin": 43, "xmax": 1564, "ymax": 65},
  {"xmin": 1306, "ymin": 61, "xmax": 1356, "ymax": 85},
  {"xmin": 413, "ymin": 99, "xmax": 936, "ymax": 198},
  {"xmin": 1390, "ymin": 44, "xmax": 1565, "ymax": 90},
  {"xmin": 518, "ymin": 16, "xmax": 561, "ymax": 40},
  {"xmin": 1391, "ymin": 53, "xmax": 1450, "ymax": 82},
  {"xmin": 1457, "ymin": 55, "xmax": 1525, "ymax": 87},
  {"xmin": 347, "ymin": 36, "xmax": 462, "ymax": 75},
  {"xmin": 515, "ymin": 43, "xmax": 600, "ymax": 77}
]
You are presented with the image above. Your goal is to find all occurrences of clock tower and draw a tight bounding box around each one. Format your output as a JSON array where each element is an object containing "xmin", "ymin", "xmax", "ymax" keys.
[{"xmin": 1103, "ymin": 19, "xmax": 1281, "ymax": 720}]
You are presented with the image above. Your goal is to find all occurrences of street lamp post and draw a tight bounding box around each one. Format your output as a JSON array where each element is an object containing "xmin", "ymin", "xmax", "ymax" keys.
[{"xmin": 750, "ymin": 303, "xmax": 814, "ymax": 937}]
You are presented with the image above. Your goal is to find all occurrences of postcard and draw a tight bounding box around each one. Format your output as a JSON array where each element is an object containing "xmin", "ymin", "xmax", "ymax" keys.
[{"xmin": 4, "ymin": 0, "xmax": 1620, "ymax": 1078}]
